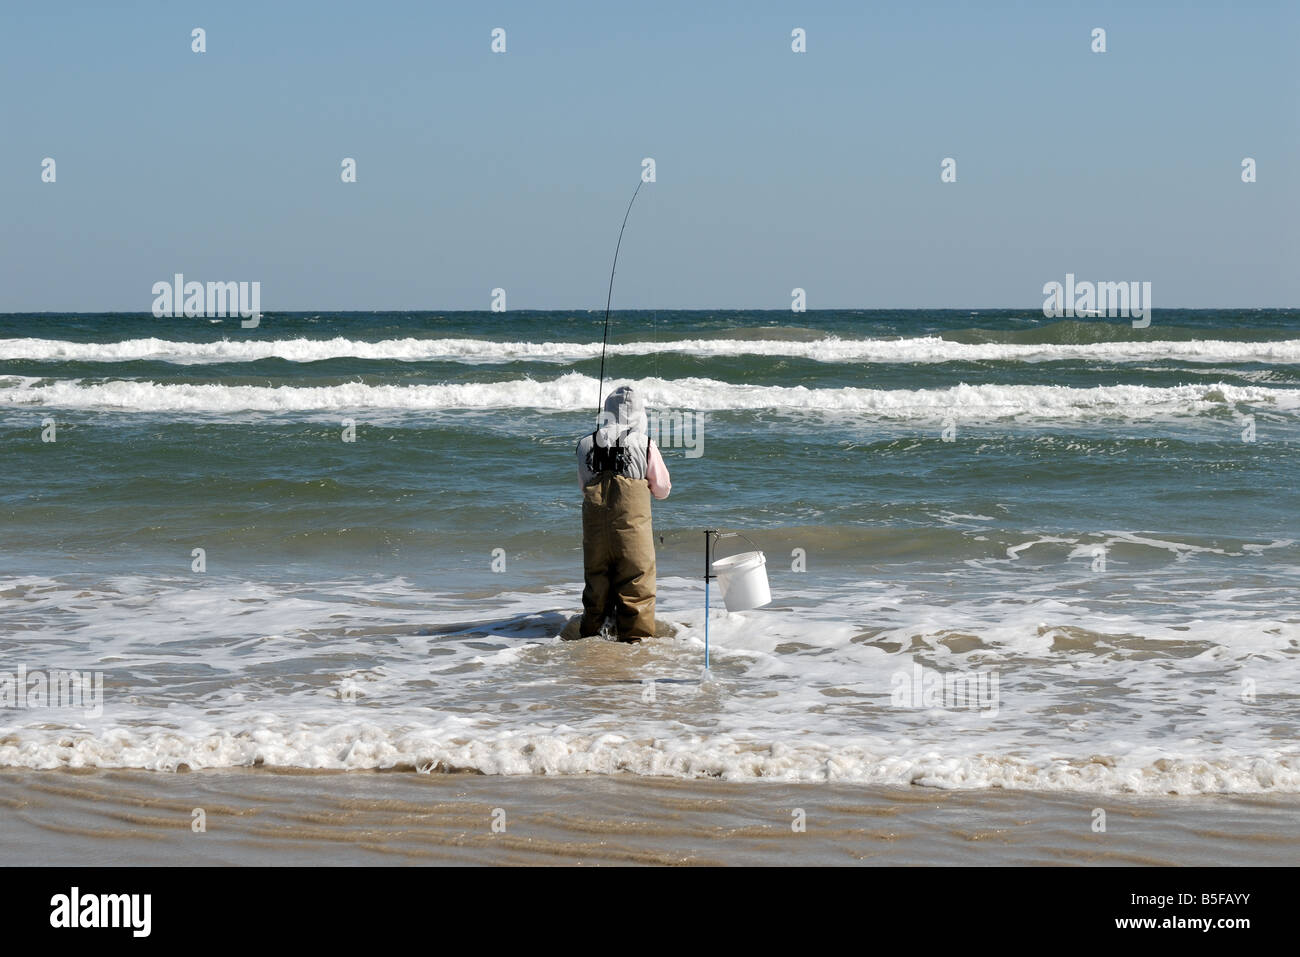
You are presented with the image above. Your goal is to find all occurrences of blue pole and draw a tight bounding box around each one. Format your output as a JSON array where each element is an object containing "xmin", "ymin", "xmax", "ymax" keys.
[{"xmin": 703, "ymin": 529, "xmax": 715, "ymax": 671}]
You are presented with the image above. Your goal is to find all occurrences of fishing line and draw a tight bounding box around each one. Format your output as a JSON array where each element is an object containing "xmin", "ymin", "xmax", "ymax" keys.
[
  {"xmin": 652, "ymin": 192, "xmax": 659, "ymax": 383},
  {"xmin": 596, "ymin": 177, "xmax": 645, "ymax": 419}
]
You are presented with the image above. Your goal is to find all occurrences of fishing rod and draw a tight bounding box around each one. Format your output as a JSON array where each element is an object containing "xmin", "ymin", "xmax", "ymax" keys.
[{"xmin": 595, "ymin": 177, "xmax": 645, "ymax": 419}]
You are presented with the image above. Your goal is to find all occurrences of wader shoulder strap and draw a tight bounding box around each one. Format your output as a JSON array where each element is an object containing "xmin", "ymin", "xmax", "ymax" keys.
[{"xmin": 589, "ymin": 429, "xmax": 641, "ymax": 475}]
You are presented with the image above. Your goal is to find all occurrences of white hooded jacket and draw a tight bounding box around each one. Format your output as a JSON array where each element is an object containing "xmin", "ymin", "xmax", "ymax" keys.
[{"xmin": 575, "ymin": 385, "xmax": 671, "ymax": 498}]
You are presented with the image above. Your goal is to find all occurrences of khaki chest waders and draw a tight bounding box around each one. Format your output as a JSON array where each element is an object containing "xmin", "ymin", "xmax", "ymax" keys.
[{"xmin": 580, "ymin": 472, "xmax": 656, "ymax": 641}]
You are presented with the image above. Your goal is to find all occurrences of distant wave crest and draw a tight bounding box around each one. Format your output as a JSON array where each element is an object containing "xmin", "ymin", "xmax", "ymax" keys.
[{"xmin": 4, "ymin": 334, "xmax": 1300, "ymax": 365}]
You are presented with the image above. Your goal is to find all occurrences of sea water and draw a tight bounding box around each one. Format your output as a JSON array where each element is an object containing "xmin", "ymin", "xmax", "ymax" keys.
[{"xmin": 1, "ymin": 309, "xmax": 1297, "ymax": 794}]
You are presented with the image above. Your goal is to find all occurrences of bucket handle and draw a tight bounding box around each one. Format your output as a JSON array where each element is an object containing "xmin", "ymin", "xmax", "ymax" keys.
[{"xmin": 704, "ymin": 529, "xmax": 761, "ymax": 582}]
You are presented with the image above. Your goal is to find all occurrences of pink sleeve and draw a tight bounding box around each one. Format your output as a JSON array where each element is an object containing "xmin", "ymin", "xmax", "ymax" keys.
[{"xmin": 646, "ymin": 442, "xmax": 671, "ymax": 500}]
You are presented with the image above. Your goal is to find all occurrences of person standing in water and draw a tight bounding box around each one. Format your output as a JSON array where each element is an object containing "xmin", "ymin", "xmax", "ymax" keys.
[{"xmin": 575, "ymin": 385, "xmax": 671, "ymax": 642}]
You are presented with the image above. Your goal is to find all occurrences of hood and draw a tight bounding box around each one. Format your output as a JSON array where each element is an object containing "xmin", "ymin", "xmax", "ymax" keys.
[{"xmin": 595, "ymin": 385, "xmax": 647, "ymax": 447}]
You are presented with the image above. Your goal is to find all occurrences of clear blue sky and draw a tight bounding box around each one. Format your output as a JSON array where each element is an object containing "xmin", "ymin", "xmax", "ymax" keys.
[{"xmin": 2, "ymin": 0, "xmax": 1296, "ymax": 310}]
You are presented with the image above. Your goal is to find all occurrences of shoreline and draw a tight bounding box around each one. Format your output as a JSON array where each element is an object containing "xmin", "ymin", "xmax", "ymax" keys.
[{"xmin": 2, "ymin": 768, "xmax": 1297, "ymax": 866}]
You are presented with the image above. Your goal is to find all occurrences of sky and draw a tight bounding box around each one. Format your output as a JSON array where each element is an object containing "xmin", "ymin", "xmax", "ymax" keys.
[{"xmin": 2, "ymin": 0, "xmax": 1297, "ymax": 311}]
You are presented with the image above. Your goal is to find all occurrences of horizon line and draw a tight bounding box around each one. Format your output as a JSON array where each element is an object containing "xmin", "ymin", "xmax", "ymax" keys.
[{"xmin": 3, "ymin": 305, "xmax": 1298, "ymax": 316}]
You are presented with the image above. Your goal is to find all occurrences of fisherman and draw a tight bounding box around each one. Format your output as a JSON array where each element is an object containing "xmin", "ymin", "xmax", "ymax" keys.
[{"xmin": 576, "ymin": 385, "xmax": 671, "ymax": 641}]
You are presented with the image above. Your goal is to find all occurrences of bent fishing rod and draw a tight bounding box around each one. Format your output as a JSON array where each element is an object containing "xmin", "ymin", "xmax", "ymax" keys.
[{"xmin": 595, "ymin": 177, "xmax": 645, "ymax": 420}]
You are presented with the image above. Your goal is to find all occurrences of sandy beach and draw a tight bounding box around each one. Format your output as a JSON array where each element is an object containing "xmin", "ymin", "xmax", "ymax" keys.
[{"xmin": 3, "ymin": 769, "xmax": 1298, "ymax": 866}]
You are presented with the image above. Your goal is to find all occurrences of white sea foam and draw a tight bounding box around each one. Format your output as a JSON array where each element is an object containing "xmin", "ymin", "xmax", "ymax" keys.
[
  {"xmin": 2, "ymin": 373, "xmax": 1296, "ymax": 420},
  {"xmin": 3, "ymin": 335, "xmax": 1300, "ymax": 365},
  {"xmin": 4, "ymin": 725, "xmax": 1297, "ymax": 795},
  {"xmin": 1, "ymin": 572, "xmax": 1297, "ymax": 794}
]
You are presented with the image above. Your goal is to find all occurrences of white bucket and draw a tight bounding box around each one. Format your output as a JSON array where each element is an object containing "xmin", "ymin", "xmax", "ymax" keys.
[{"xmin": 711, "ymin": 551, "xmax": 771, "ymax": 612}]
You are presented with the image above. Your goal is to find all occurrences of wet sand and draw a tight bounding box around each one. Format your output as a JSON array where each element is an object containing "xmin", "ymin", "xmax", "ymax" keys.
[{"xmin": 2, "ymin": 769, "xmax": 1298, "ymax": 865}]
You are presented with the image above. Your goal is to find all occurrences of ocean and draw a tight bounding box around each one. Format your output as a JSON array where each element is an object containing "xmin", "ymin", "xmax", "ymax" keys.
[{"xmin": 2, "ymin": 308, "xmax": 1298, "ymax": 798}]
